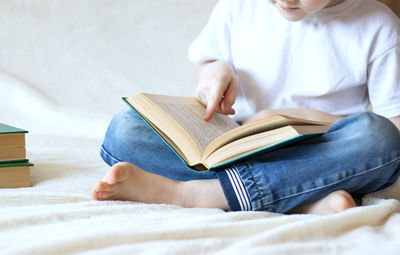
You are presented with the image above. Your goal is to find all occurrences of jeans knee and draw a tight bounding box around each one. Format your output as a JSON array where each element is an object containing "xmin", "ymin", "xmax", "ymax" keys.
[
  {"xmin": 112, "ymin": 108, "xmax": 143, "ymax": 129},
  {"xmin": 103, "ymin": 109, "xmax": 147, "ymax": 150},
  {"xmin": 353, "ymin": 111, "xmax": 400, "ymax": 155}
]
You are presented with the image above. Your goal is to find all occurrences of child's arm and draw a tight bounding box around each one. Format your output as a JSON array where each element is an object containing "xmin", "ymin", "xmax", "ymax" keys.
[
  {"xmin": 390, "ymin": 116, "xmax": 400, "ymax": 131},
  {"xmin": 195, "ymin": 61, "xmax": 238, "ymax": 121},
  {"xmin": 243, "ymin": 108, "xmax": 344, "ymax": 125}
]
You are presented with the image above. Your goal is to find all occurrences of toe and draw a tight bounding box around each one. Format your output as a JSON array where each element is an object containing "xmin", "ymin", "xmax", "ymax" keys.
[
  {"xmin": 93, "ymin": 181, "xmax": 114, "ymax": 192},
  {"xmin": 329, "ymin": 190, "xmax": 356, "ymax": 212},
  {"xmin": 99, "ymin": 181, "xmax": 114, "ymax": 192},
  {"xmin": 92, "ymin": 189, "xmax": 115, "ymax": 201},
  {"xmin": 97, "ymin": 191, "xmax": 114, "ymax": 200},
  {"xmin": 92, "ymin": 189, "xmax": 104, "ymax": 200}
]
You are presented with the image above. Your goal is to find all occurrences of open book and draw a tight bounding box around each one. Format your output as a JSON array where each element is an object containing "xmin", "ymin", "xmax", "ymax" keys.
[{"xmin": 124, "ymin": 93, "xmax": 332, "ymax": 171}]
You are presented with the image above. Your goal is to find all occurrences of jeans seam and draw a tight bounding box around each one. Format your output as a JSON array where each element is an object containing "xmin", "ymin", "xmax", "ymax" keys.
[
  {"xmin": 246, "ymin": 162, "xmax": 265, "ymax": 211},
  {"xmin": 263, "ymin": 154, "xmax": 400, "ymax": 207}
]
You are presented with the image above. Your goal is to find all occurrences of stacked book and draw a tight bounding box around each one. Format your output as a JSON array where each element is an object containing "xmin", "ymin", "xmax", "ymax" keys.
[{"xmin": 0, "ymin": 123, "xmax": 33, "ymax": 188}]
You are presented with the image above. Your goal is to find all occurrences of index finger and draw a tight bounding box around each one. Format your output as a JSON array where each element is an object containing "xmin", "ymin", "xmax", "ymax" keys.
[{"xmin": 204, "ymin": 83, "xmax": 226, "ymax": 121}]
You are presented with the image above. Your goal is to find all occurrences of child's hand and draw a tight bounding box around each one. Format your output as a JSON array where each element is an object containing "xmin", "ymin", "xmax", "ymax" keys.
[{"xmin": 195, "ymin": 61, "xmax": 238, "ymax": 121}]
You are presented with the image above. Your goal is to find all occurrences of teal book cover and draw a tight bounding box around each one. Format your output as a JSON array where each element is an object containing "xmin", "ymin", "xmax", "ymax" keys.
[
  {"xmin": 0, "ymin": 123, "xmax": 28, "ymax": 134},
  {"xmin": 122, "ymin": 97, "xmax": 324, "ymax": 172},
  {"xmin": 0, "ymin": 159, "xmax": 30, "ymax": 164},
  {"xmin": 0, "ymin": 161, "xmax": 34, "ymax": 168}
]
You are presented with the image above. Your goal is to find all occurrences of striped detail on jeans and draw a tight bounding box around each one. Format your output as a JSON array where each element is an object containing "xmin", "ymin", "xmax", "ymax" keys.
[{"xmin": 225, "ymin": 167, "xmax": 251, "ymax": 211}]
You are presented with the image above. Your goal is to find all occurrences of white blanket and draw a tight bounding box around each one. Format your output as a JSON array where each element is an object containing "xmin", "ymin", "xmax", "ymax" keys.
[{"xmin": 1, "ymin": 1, "xmax": 400, "ymax": 254}]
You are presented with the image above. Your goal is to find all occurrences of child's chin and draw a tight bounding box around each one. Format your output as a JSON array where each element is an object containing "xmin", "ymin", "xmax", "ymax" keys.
[{"xmin": 278, "ymin": 10, "xmax": 308, "ymax": 21}]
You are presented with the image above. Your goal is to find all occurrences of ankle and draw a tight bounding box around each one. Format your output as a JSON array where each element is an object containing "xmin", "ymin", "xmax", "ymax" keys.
[
  {"xmin": 175, "ymin": 181, "xmax": 197, "ymax": 208},
  {"xmin": 178, "ymin": 179, "xmax": 229, "ymax": 210},
  {"xmin": 170, "ymin": 181, "xmax": 188, "ymax": 207}
]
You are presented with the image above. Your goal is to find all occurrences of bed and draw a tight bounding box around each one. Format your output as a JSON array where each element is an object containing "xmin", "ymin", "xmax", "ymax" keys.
[{"xmin": 1, "ymin": 1, "xmax": 400, "ymax": 254}]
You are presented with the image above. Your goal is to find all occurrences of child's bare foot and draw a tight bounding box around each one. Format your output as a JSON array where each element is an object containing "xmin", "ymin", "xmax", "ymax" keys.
[
  {"xmin": 289, "ymin": 190, "xmax": 356, "ymax": 215},
  {"xmin": 92, "ymin": 162, "xmax": 229, "ymax": 210}
]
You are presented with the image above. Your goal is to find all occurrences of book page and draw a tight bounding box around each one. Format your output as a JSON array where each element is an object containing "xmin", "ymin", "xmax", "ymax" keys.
[
  {"xmin": 146, "ymin": 94, "xmax": 239, "ymax": 151},
  {"xmin": 205, "ymin": 125, "xmax": 329, "ymax": 168},
  {"xmin": 202, "ymin": 114, "xmax": 332, "ymax": 159},
  {"xmin": 205, "ymin": 126, "xmax": 298, "ymax": 167}
]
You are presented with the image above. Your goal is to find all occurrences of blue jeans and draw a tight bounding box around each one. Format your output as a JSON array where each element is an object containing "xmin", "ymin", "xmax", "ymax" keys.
[{"xmin": 100, "ymin": 109, "xmax": 400, "ymax": 213}]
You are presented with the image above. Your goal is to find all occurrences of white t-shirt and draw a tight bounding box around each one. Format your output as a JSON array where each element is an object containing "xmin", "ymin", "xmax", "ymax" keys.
[{"xmin": 188, "ymin": 0, "xmax": 400, "ymax": 121}]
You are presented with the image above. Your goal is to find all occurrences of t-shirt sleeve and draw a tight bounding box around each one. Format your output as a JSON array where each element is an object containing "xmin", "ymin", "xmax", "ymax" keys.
[
  {"xmin": 188, "ymin": 0, "xmax": 234, "ymax": 64},
  {"xmin": 368, "ymin": 43, "xmax": 400, "ymax": 118}
]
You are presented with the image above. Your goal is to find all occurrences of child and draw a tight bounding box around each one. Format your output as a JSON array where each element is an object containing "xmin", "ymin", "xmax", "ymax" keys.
[{"xmin": 92, "ymin": 0, "xmax": 400, "ymax": 215}]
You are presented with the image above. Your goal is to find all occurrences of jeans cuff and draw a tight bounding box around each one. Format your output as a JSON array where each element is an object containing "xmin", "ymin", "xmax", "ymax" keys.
[
  {"xmin": 215, "ymin": 166, "xmax": 252, "ymax": 211},
  {"xmin": 100, "ymin": 145, "xmax": 120, "ymax": 166}
]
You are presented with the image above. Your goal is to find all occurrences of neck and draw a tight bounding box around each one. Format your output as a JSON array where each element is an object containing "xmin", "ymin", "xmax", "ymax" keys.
[{"xmin": 325, "ymin": 0, "xmax": 346, "ymax": 8}]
